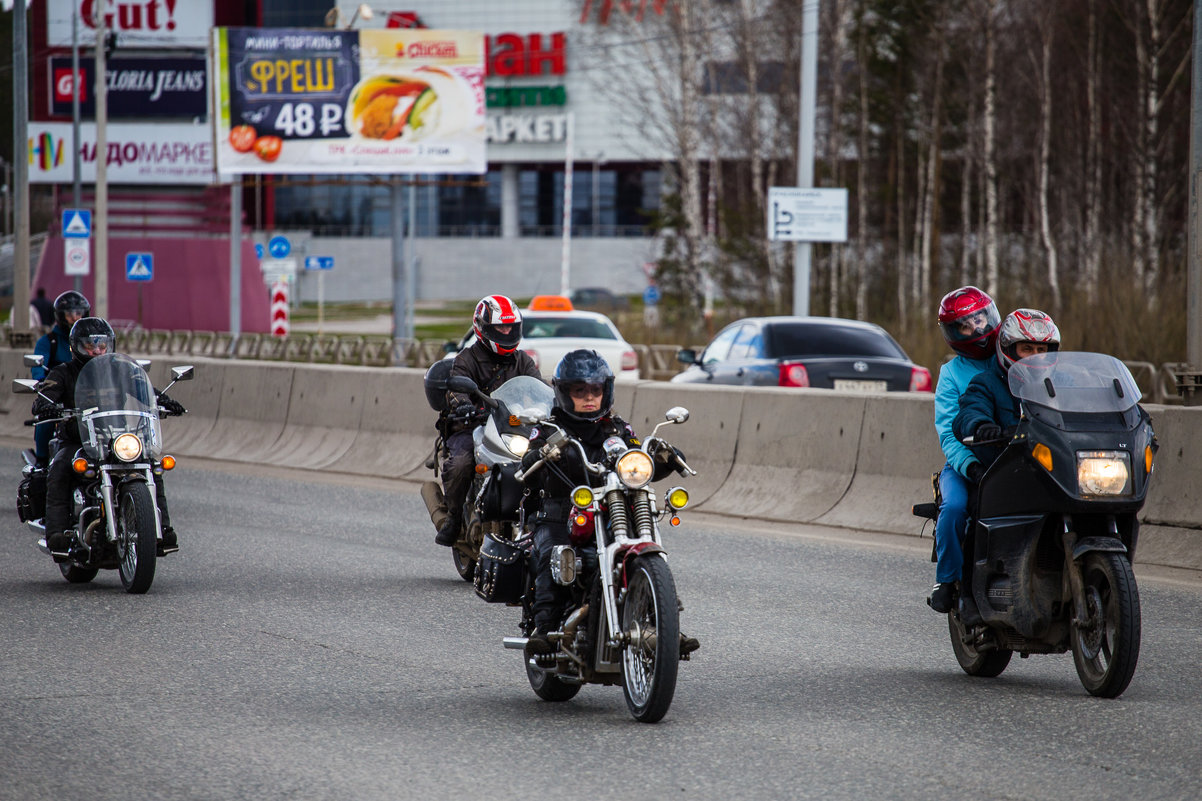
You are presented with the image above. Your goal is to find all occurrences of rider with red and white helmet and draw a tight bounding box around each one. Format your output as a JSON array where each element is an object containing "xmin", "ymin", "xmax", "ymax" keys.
[
  {"xmin": 928, "ymin": 286, "xmax": 1002, "ymax": 614},
  {"xmin": 435, "ymin": 295, "xmax": 541, "ymax": 547}
]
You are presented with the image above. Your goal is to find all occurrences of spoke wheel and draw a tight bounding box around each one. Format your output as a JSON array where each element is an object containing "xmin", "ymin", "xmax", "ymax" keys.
[
  {"xmin": 117, "ymin": 483, "xmax": 158, "ymax": 594},
  {"xmin": 621, "ymin": 554, "xmax": 679, "ymax": 723},
  {"xmin": 1071, "ymin": 552, "xmax": 1140, "ymax": 698}
]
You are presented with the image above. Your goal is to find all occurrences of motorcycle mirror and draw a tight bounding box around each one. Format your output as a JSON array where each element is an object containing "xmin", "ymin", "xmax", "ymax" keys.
[
  {"xmin": 137, "ymin": 359, "xmax": 152, "ymax": 369},
  {"xmin": 12, "ymin": 378, "xmax": 38, "ymax": 395},
  {"xmin": 665, "ymin": 407, "xmax": 689, "ymax": 424},
  {"xmin": 517, "ymin": 411, "xmax": 544, "ymax": 425},
  {"xmin": 447, "ymin": 375, "xmax": 480, "ymax": 396},
  {"xmin": 171, "ymin": 366, "xmax": 195, "ymax": 382},
  {"xmin": 23, "ymin": 354, "xmax": 44, "ymax": 369}
]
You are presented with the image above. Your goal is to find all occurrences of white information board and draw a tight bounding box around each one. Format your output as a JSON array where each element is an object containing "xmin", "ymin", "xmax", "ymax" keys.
[{"xmin": 767, "ymin": 187, "xmax": 848, "ymax": 242}]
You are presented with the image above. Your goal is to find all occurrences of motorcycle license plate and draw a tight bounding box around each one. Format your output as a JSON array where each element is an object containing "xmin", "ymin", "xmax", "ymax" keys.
[{"xmin": 834, "ymin": 379, "xmax": 887, "ymax": 393}]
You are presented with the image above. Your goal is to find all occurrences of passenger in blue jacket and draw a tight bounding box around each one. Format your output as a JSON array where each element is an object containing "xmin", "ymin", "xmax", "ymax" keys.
[
  {"xmin": 953, "ymin": 309, "xmax": 1061, "ymax": 469},
  {"xmin": 31, "ymin": 291, "xmax": 90, "ymax": 466},
  {"xmin": 927, "ymin": 287, "xmax": 1000, "ymax": 614}
]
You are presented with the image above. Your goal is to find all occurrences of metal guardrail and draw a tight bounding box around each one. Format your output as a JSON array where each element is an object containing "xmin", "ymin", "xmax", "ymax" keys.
[{"xmin": 1, "ymin": 325, "xmax": 1190, "ymax": 401}]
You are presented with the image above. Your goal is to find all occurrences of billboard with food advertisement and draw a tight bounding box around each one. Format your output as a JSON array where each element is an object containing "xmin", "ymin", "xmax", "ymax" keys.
[{"xmin": 211, "ymin": 27, "xmax": 486, "ymax": 176}]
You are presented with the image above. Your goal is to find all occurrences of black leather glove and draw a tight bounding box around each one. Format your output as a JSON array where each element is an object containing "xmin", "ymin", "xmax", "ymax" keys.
[
  {"xmin": 965, "ymin": 461, "xmax": 984, "ymax": 483},
  {"xmin": 974, "ymin": 422, "xmax": 1003, "ymax": 442},
  {"xmin": 157, "ymin": 392, "xmax": 186, "ymax": 416},
  {"xmin": 452, "ymin": 401, "xmax": 477, "ymax": 419},
  {"xmin": 36, "ymin": 402, "xmax": 65, "ymax": 421}
]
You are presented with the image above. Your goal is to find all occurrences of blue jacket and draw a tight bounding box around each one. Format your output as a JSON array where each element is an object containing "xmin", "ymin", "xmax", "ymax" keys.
[
  {"xmin": 934, "ymin": 354, "xmax": 991, "ymax": 479},
  {"xmin": 953, "ymin": 359, "xmax": 1021, "ymax": 466},
  {"xmin": 33, "ymin": 324, "xmax": 73, "ymax": 381}
]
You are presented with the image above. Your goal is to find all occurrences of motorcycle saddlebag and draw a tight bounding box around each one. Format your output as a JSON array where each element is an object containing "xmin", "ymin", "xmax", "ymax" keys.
[
  {"xmin": 474, "ymin": 531, "xmax": 527, "ymax": 604},
  {"xmin": 477, "ymin": 463, "xmax": 524, "ymax": 522},
  {"xmin": 17, "ymin": 469, "xmax": 46, "ymax": 523},
  {"xmin": 423, "ymin": 359, "xmax": 453, "ymax": 412}
]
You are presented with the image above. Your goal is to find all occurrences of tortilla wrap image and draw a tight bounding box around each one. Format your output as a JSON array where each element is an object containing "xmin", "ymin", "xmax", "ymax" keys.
[{"xmin": 346, "ymin": 66, "xmax": 474, "ymax": 141}]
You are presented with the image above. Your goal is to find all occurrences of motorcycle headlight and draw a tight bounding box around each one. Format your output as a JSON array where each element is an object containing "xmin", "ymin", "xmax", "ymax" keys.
[
  {"xmin": 501, "ymin": 434, "xmax": 529, "ymax": 457},
  {"xmin": 615, "ymin": 450, "xmax": 654, "ymax": 489},
  {"xmin": 1076, "ymin": 450, "xmax": 1131, "ymax": 496},
  {"xmin": 112, "ymin": 433, "xmax": 143, "ymax": 462},
  {"xmin": 666, "ymin": 486, "xmax": 689, "ymax": 510}
]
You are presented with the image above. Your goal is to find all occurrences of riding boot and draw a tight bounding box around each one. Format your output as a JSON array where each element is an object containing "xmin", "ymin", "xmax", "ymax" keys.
[{"xmin": 435, "ymin": 511, "xmax": 462, "ymax": 546}]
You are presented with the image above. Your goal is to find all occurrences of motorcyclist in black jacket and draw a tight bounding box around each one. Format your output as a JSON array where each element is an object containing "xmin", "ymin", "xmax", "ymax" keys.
[
  {"xmin": 519, "ymin": 349, "xmax": 696, "ymax": 657},
  {"xmin": 436, "ymin": 295, "xmax": 541, "ymax": 546},
  {"xmin": 32, "ymin": 318, "xmax": 185, "ymax": 558}
]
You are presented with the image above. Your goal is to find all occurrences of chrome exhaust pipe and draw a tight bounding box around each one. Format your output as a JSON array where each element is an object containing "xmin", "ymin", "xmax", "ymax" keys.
[
  {"xmin": 420, "ymin": 481, "xmax": 448, "ymax": 531},
  {"xmin": 503, "ymin": 636, "xmax": 527, "ymax": 650}
]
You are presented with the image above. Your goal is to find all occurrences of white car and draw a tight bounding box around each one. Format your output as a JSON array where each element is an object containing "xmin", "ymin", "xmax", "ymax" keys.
[{"xmin": 453, "ymin": 309, "xmax": 640, "ymax": 382}]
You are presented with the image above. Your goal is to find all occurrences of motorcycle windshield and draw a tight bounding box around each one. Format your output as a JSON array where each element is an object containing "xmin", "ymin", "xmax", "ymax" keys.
[
  {"xmin": 1007, "ymin": 351, "xmax": 1141, "ymax": 415},
  {"xmin": 490, "ymin": 375, "xmax": 554, "ymax": 420},
  {"xmin": 74, "ymin": 353, "xmax": 163, "ymax": 461}
]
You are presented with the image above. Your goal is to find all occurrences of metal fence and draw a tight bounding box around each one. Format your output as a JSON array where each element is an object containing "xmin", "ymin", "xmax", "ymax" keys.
[{"xmin": 3, "ymin": 325, "xmax": 1188, "ymax": 404}]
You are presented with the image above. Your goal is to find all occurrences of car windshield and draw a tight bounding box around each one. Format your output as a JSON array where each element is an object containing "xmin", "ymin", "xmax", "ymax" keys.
[
  {"xmin": 523, "ymin": 315, "xmax": 616, "ymax": 340},
  {"xmin": 1007, "ymin": 351, "xmax": 1141, "ymax": 414},
  {"xmin": 73, "ymin": 353, "xmax": 162, "ymax": 461},
  {"xmin": 766, "ymin": 323, "xmax": 905, "ymax": 359}
]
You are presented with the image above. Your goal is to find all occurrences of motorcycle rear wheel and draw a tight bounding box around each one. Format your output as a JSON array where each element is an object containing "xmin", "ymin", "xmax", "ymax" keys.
[
  {"xmin": 1071, "ymin": 552, "xmax": 1141, "ymax": 698},
  {"xmin": 949, "ymin": 610, "xmax": 1012, "ymax": 678},
  {"xmin": 525, "ymin": 660, "xmax": 581, "ymax": 702},
  {"xmin": 451, "ymin": 545, "xmax": 476, "ymax": 583},
  {"xmin": 621, "ymin": 554, "xmax": 680, "ymax": 723},
  {"xmin": 59, "ymin": 562, "xmax": 98, "ymax": 584},
  {"xmin": 116, "ymin": 483, "xmax": 157, "ymax": 594}
]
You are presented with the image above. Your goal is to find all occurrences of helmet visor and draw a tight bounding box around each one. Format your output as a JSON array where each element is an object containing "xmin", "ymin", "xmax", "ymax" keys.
[
  {"xmin": 482, "ymin": 321, "xmax": 522, "ymax": 349},
  {"xmin": 940, "ymin": 306, "xmax": 1000, "ymax": 342}
]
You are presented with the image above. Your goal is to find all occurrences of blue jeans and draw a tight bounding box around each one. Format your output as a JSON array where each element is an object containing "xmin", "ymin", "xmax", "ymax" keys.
[{"xmin": 935, "ymin": 464, "xmax": 970, "ymax": 584}]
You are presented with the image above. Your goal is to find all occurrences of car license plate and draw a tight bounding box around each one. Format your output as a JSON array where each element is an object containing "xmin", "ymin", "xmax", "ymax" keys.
[{"xmin": 834, "ymin": 379, "xmax": 887, "ymax": 393}]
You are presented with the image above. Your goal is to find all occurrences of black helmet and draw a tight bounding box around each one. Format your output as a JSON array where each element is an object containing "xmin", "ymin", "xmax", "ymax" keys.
[
  {"xmin": 53, "ymin": 290, "xmax": 91, "ymax": 329},
  {"xmin": 552, "ymin": 349, "xmax": 614, "ymax": 422},
  {"xmin": 69, "ymin": 317, "xmax": 115, "ymax": 363}
]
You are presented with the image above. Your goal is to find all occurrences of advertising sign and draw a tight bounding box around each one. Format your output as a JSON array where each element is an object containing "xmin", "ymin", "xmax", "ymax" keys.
[
  {"xmin": 47, "ymin": 0, "xmax": 214, "ymax": 49},
  {"xmin": 212, "ymin": 27, "xmax": 486, "ymax": 175},
  {"xmin": 50, "ymin": 56, "xmax": 208, "ymax": 119},
  {"xmin": 28, "ymin": 122, "xmax": 215, "ymax": 185}
]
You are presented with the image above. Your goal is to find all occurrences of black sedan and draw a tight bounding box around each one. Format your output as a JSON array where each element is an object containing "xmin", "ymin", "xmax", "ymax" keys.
[{"xmin": 671, "ymin": 316, "xmax": 933, "ymax": 392}]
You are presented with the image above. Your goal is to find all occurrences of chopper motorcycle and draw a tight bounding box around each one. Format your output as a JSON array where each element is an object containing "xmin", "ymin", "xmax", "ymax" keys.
[
  {"xmin": 14, "ymin": 353, "xmax": 193, "ymax": 594},
  {"xmin": 420, "ymin": 361, "xmax": 554, "ymax": 581},
  {"xmin": 914, "ymin": 351, "xmax": 1156, "ymax": 697},
  {"xmin": 467, "ymin": 388, "xmax": 697, "ymax": 723}
]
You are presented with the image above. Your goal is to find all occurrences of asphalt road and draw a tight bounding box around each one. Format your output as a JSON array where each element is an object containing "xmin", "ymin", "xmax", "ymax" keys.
[{"xmin": 1, "ymin": 442, "xmax": 1200, "ymax": 801}]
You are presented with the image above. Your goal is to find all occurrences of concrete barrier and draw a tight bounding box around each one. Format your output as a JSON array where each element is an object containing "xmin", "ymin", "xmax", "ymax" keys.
[
  {"xmin": 816, "ymin": 392, "xmax": 944, "ymax": 535},
  {"xmin": 266, "ymin": 363, "xmax": 366, "ymax": 470},
  {"xmin": 201, "ymin": 361, "xmax": 295, "ymax": 463},
  {"xmin": 0, "ymin": 349, "xmax": 32, "ymax": 439},
  {"xmin": 1135, "ymin": 405, "xmax": 1202, "ymax": 570},
  {"xmin": 328, "ymin": 368, "xmax": 435, "ymax": 480},
  {"xmin": 700, "ymin": 388, "xmax": 865, "ymax": 521},
  {"xmin": 144, "ymin": 356, "xmax": 222, "ymax": 456}
]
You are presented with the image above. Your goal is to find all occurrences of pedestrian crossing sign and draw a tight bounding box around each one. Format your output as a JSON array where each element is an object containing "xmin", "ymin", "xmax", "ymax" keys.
[
  {"xmin": 62, "ymin": 209, "xmax": 91, "ymax": 239},
  {"xmin": 125, "ymin": 252, "xmax": 153, "ymax": 282}
]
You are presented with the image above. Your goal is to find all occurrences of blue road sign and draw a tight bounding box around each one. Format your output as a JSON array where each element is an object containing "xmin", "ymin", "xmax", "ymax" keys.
[
  {"xmin": 255, "ymin": 243, "xmax": 265, "ymax": 260},
  {"xmin": 304, "ymin": 256, "xmax": 334, "ymax": 271},
  {"xmin": 268, "ymin": 235, "xmax": 291, "ymax": 259},
  {"xmin": 643, "ymin": 285, "xmax": 661, "ymax": 305},
  {"xmin": 62, "ymin": 209, "xmax": 92, "ymax": 238},
  {"xmin": 125, "ymin": 252, "xmax": 153, "ymax": 282}
]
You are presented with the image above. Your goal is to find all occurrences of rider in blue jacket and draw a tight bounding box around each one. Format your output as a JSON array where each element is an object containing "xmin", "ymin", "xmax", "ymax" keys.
[
  {"xmin": 928, "ymin": 287, "xmax": 1000, "ymax": 613},
  {"xmin": 953, "ymin": 309, "xmax": 1061, "ymax": 468},
  {"xmin": 32, "ymin": 291, "xmax": 91, "ymax": 466}
]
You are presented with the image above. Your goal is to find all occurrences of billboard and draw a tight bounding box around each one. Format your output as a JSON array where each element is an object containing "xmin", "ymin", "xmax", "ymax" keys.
[
  {"xmin": 28, "ymin": 122, "xmax": 215, "ymax": 185},
  {"xmin": 49, "ymin": 56, "xmax": 208, "ymax": 119},
  {"xmin": 211, "ymin": 27, "xmax": 486, "ymax": 176},
  {"xmin": 46, "ymin": 0, "xmax": 214, "ymax": 49}
]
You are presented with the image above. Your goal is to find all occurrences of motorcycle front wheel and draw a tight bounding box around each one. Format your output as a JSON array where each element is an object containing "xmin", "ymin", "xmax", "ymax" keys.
[
  {"xmin": 621, "ymin": 554, "xmax": 680, "ymax": 723},
  {"xmin": 116, "ymin": 482, "xmax": 158, "ymax": 594},
  {"xmin": 1071, "ymin": 552, "xmax": 1141, "ymax": 698}
]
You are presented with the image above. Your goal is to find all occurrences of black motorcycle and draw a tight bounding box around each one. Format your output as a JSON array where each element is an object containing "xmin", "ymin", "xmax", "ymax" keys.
[
  {"xmin": 915, "ymin": 351, "xmax": 1156, "ymax": 697},
  {"xmin": 15, "ymin": 353, "xmax": 192, "ymax": 593}
]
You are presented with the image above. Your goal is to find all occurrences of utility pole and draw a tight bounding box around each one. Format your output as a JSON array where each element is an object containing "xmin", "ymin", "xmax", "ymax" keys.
[
  {"xmin": 93, "ymin": 6, "xmax": 109, "ymax": 317},
  {"xmin": 12, "ymin": 0, "xmax": 30, "ymax": 336},
  {"xmin": 72, "ymin": 7, "xmax": 83, "ymax": 293},
  {"xmin": 793, "ymin": 0, "xmax": 819, "ymax": 317}
]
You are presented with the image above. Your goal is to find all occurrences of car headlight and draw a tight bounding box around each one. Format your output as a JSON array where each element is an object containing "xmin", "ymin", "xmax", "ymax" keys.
[
  {"xmin": 112, "ymin": 433, "xmax": 143, "ymax": 462},
  {"xmin": 1077, "ymin": 450, "xmax": 1131, "ymax": 496},
  {"xmin": 615, "ymin": 450, "xmax": 654, "ymax": 489},
  {"xmin": 501, "ymin": 434, "xmax": 529, "ymax": 457}
]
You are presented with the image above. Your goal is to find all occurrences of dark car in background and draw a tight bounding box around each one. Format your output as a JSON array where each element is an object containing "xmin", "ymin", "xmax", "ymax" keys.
[
  {"xmin": 569, "ymin": 287, "xmax": 630, "ymax": 312},
  {"xmin": 671, "ymin": 316, "xmax": 932, "ymax": 392}
]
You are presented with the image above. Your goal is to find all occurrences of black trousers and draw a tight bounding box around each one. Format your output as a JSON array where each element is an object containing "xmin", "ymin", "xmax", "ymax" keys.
[
  {"xmin": 440, "ymin": 430, "xmax": 475, "ymax": 518},
  {"xmin": 531, "ymin": 519, "xmax": 572, "ymax": 630}
]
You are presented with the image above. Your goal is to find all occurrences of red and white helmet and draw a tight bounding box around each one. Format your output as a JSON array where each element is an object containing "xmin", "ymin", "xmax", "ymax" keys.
[
  {"xmin": 937, "ymin": 286, "xmax": 1000, "ymax": 360},
  {"xmin": 996, "ymin": 308, "xmax": 1060, "ymax": 371},
  {"xmin": 473, "ymin": 295, "xmax": 523, "ymax": 354}
]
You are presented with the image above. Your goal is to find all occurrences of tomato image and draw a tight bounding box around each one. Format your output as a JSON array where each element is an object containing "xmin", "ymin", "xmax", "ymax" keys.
[
  {"xmin": 228, "ymin": 125, "xmax": 256, "ymax": 153},
  {"xmin": 254, "ymin": 135, "xmax": 283, "ymax": 163}
]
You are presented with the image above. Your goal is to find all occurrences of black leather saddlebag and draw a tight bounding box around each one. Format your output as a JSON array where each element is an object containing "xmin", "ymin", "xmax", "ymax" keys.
[
  {"xmin": 474, "ymin": 531, "xmax": 528, "ymax": 604},
  {"xmin": 17, "ymin": 469, "xmax": 46, "ymax": 523}
]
